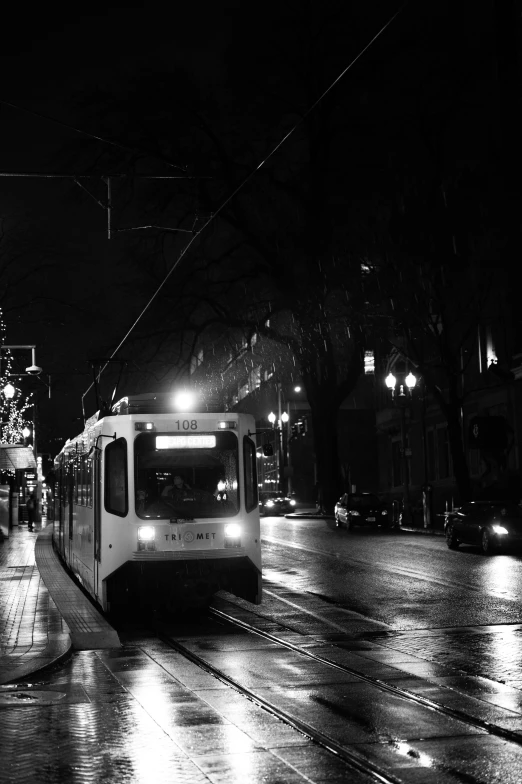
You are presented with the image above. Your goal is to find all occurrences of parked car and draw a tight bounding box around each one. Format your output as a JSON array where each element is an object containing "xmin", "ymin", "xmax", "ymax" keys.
[
  {"xmin": 334, "ymin": 492, "xmax": 390, "ymax": 529},
  {"xmin": 445, "ymin": 500, "xmax": 522, "ymax": 554},
  {"xmin": 259, "ymin": 491, "xmax": 296, "ymax": 516}
]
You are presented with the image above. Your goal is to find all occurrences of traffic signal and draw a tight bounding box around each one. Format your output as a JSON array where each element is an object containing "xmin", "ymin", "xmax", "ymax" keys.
[
  {"xmin": 297, "ymin": 420, "xmax": 307, "ymax": 436},
  {"xmin": 291, "ymin": 423, "xmax": 298, "ymax": 439}
]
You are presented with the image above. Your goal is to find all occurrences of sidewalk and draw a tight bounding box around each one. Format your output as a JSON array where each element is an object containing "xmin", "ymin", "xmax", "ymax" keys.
[
  {"xmin": 0, "ymin": 519, "xmax": 71, "ymax": 685},
  {"xmin": 0, "ymin": 516, "xmax": 120, "ymax": 686}
]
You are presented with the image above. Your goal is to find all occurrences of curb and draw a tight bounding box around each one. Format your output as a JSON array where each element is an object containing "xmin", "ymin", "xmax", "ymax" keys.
[
  {"xmin": 285, "ymin": 512, "xmax": 445, "ymax": 537},
  {"xmin": 0, "ymin": 632, "xmax": 73, "ymax": 686},
  {"xmin": 399, "ymin": 526, "xmax": 445, "ymax": 537},
  {"xmin": 285, "ymin": 513, "xmax": 335, "ymax": 520}
]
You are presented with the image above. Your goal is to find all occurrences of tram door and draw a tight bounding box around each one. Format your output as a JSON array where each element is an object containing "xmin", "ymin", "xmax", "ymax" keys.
[
  {"xmin": 93, "ymin": 449, "xmax": 101, "ymax": 600},
  {"xmin": 67, "ymin": 462, "xmax": 74, "ymax": 560}
]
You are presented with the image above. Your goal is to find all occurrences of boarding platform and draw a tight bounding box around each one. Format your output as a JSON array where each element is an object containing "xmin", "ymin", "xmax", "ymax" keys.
[{"xmin": 0, "ymin": 519, "xmax": 119, "ymax": 685}]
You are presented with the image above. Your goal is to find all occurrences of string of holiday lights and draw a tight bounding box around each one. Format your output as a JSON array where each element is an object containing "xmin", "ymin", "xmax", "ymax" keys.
[{"xmin": 0, "ymin": 308, "xmax": 35, "ymax": 448}]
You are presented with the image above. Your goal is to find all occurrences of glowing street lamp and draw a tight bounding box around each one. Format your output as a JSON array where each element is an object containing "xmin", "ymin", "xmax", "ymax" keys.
[
  {"xmin": 384, "ymin": 370, "xmax": 418, "ymax": 526},
  {"xmin": 2, "ymin": 383, "xmax": 16, "ymax": 400},
  {"xmin": 173, "ymin": 391, "xmax": 194, "ymax": 410}
]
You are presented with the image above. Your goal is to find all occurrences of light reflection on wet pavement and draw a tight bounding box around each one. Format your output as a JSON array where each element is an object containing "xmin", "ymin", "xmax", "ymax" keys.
[
  {"xmin": 4, "ymin": 518, "xmax": 522, "ymax": 782},
  {"xmin": 3, "ymin": 607, "xmax": 522, "ymax": 784}
]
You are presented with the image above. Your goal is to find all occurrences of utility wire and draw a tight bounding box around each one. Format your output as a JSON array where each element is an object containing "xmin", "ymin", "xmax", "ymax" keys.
[
  {"xmin": 82, "ymin": 2, "xmax": 408, "ymax": 407},
  {"xmin": 0, "ymin": 99, "xmax": 187, "ymax": 171},
  {"xmin": 0, "ymin": 172, "xmax": 197, "ymax": 179}
]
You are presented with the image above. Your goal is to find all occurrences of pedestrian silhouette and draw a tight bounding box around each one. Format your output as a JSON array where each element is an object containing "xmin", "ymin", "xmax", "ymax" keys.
[
  {"xmin": 315, "ymin": 481, "xmax": 325, "ymax": 515},
  {"xmin": 26, "ymin": 493, "xmax": 37, "ymax": 531}
]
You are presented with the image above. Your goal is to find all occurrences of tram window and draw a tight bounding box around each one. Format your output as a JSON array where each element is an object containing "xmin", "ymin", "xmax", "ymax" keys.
[
  {"xmin": 74, "ymin": 460, "xmax": 80, "ymax": 504},
  {"xmin": 135, "ymin": 431, "xmax": 239, "ymax": 519},
  {"xmin": 104, "ymin": 438, "xmax": 128, "ymax": 517},
  {"xmin": 85, "ymin": 456, "xmax": 92, "ymax": 507},
  {"xmin": 80, "ymin": 454, "xmax": 92, "ymax": 507},
  {"xmin": 78, "ymin": 458, "xmax": 84, "ymax": 505},
  {"xmin": 243, "ymin": 436, "xmax": 258, "ymax": 512}
]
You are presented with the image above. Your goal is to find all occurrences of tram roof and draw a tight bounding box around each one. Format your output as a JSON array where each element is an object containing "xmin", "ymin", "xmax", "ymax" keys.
[{"xmin": 110, "ymin": 392, "xmax": 227, "ymax": 416}]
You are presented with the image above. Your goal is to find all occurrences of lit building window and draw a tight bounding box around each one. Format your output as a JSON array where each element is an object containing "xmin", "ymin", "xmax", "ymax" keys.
[
  {"xmin": 190, "ymin": 348, "xmax": 204, "ymax": 375},
  {"xmin": 364, "ymin": 351, "xmax": 375, "ymax": 374},
  {"xmin": 249, "ymin": 366, "xmax": 261, "ymax": 391},
  {"xmin": 486, "ymin": 327, "xmax": 497, "ymax": 367},
  {"xmin": 478, "ymin": 325, "xmax": 498, "ymax": 372}
]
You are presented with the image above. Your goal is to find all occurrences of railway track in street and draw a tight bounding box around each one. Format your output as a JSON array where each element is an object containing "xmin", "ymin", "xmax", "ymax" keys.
[
  {"xmin": 207, "ymin": 605, "xmax": 522, "ymax": 745},
  {"xmin": 154, "ymin": 612, "xmax": 402, "ymax": 784},
  {"xmin": 151, "ymin": 596, "xmax": 522, "ymax": 784}
]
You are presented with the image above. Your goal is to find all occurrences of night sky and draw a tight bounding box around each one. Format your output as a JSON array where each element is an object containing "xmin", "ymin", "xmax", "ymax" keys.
[
  {"xmin": 0, "ymin": 2, "xmax": 513, "ymax": 453},
  {"xmin": 1, "ymin": 6, "xmax": 213, "ymax": 444}
]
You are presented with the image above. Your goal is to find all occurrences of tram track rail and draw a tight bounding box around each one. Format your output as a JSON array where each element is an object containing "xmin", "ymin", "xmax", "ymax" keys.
[
  {"xmin": 208, "ymin": 606, "xmax": 522, "ymax": 747},
  {"xmin": 152, "ymin": 600, "xmax": 522, "ymax": 784},
  {"xmin": 154, "ymin": 622, "xmax": 403, "ymax": 784}
]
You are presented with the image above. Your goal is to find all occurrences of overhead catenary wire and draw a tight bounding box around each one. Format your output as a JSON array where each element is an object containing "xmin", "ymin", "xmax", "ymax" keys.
[{"xmin": 74, "ymin": 2, "xmax": 408, "ymax": 409}]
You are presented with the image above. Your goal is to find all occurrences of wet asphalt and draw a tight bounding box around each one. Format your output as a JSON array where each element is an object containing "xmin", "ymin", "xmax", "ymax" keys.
[{"xmin": 3, "ymin": 515, "xmax": 522, "ymax": 783}]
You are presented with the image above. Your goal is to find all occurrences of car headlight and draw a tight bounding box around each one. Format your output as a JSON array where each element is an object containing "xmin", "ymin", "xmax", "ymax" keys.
[
  {"xmin": 350, "ymin": 510, "xmax": 360, "ymax": 516},
  {"xmin": 138, "ymin": 525, "xmax": 156, "ymax": 551},
  {"xmin": 224, "ymin": 523, "xmax": 241, "ymax": 548},
  {"xmin": 266, "ymin": 500, "xmax": 274, "ymax": 507},
  {"xmin": 491, "ymin": 524, "xmax": 508, "ymax": 535},
  {"xmin": 290, "ymin": 500, "xmax": 296, "ymax": 506}
]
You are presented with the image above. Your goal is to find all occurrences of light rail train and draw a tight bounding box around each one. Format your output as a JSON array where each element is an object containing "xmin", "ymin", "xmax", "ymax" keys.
[{"xmin": 52, "ymin": 393, "xmax": 262, "ymax": 613}]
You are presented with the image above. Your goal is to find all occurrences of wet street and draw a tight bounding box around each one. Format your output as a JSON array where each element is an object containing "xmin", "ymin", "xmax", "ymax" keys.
[{"xmin": 3, "ymin": 517, "xmax": 522, "ymax": 783}]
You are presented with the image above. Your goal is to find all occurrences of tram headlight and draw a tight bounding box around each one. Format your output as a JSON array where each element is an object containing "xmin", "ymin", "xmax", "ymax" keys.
[
  {"xmin": 224, "ymin": 523, "xmax": 241, "ymax": 548},
  {"xmin": 138, "ymin": 526, "xmax": 156, "ymax": 551}
]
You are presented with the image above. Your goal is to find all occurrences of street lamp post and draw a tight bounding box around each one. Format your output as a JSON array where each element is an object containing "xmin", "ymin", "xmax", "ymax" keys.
[
  {"xmin": 267, "ymin": 410, "xmax": 289, "ymax": 494},
  {"xmin": 385, "ymin": 371, "xmax": 417, "ymax": 526},
  {"xmin": 267, "ymin": 411, "xmax": 280, "ymax": 493}
]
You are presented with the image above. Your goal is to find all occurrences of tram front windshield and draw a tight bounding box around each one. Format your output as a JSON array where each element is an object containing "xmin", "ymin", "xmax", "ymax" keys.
[{"xmin": 135, "ymin": 431, "xmax": 239, "ymax": 519}]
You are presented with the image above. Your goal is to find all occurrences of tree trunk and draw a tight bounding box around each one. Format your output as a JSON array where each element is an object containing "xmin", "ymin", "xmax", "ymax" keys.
[
  {"xmin": 445, "ymin": 403, "xmax": 471, "ymax": 503},
  {"xmin": 305, "ymin": 381, "xmax": 344, "ymax": 512}
]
